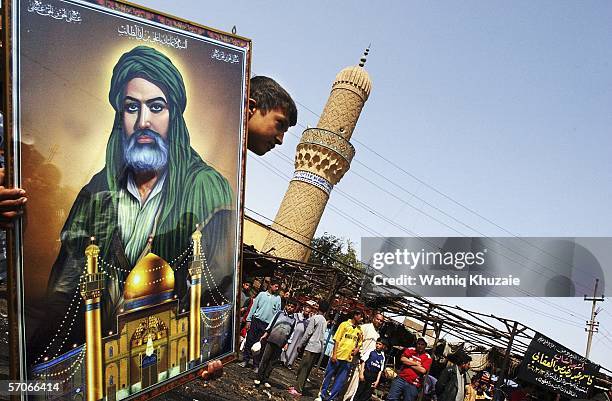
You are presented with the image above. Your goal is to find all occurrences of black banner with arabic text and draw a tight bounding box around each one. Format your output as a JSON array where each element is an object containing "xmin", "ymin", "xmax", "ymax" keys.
[{"xmin": 518, "ymin": 333, "xmax": 599, "ymax": 398}]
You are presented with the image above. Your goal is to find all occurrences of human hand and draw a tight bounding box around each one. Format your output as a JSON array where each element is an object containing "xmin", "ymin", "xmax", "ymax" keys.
[
  {"xmin": 200, "ymin": 359, "xmax": 223, "ymax": 381},
  {"xmin": 0, "ymin": 167, "xmax": 27, "ymax": 228},
  {"xmin": 245, "ymin": 322, "xmax": 251, "ymax": 331},
  {"xmin": 372, "ymin": 381, "xmax": 379, "ymax": 388},
  {"xmin": 359, "ymin": 373, "xmax": 365, "ymax": 382},
  {"xmin": 283, "ymin": 344, "xmax": 288, "ymax": 351},
  {"xmin": 331, "ymin": 355, "xmax": 337, "ymax": 364},
  {"xmin": 0, "ymin": 186, "xmax": 27, "ymax": 228}
]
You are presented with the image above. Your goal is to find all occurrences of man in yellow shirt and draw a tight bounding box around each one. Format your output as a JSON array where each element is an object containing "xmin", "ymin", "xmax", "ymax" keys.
[{"xmin": 316, "ymin": 310, "xmax": 364, "ymax": 401}]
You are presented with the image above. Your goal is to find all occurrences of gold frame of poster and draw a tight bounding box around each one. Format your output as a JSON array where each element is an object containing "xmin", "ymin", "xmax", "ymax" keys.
[{"xmin": 2, "ymin": 1, "xmax": 250, "ymax": 399}]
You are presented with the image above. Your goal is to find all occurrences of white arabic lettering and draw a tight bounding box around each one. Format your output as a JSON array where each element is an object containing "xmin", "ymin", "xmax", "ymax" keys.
[
  {"xmin": 27, "ymin": 0, "xmax": 82, "ymax": 23},
  {"xmin": 117, "ymin": 24, "xmax": 188, "ymax": 50},
  {"xmin": 211, "ymin": 48, "xmax": 240, "ymax": 64}
]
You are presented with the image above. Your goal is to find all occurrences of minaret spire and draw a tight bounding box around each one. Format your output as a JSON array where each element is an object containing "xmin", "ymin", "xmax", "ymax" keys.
[
  {"xmin": 359, "ymin": 45, "xmax": 370, "ymax": 67},
  {"xmin": 188, "ymin": 226, "xmax": 204, "ymax": 366},
  {"xmin": 263, "ymin": 53, "xmax": 372, "ymax": 261},
  {"xmin": 81, "ymin": 238, "xmax": 105, "ymax": 401}
]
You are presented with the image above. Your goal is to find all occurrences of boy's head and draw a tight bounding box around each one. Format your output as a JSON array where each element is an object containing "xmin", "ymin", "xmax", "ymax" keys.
[
  {"xmin": 317, "ymin": 300, "xmax": 330, "ymax": 314},
  {"xmin": 415, "ymin": 337, "xmax": 427, "ymax": 353},
  {"xmin": 285, "ymin": 298, "xmax": 298, "ymax": 313},
  {"xmin": 451, "ymin": 350, "xmax": 472, "ymax": 372},
  {"xmin": 247, "ymin": 76, "xmax": 297, "ymax": 155},
  {"xmin": 269, "ymin": 278, "xmax": 281, "ymax": 293},
  {"xmin": 376, "ymin": 339, "xmax": 386, "ymax": 351},
  {"xmin": 350, "ymin": 309, "xmax": 364, "ymax": 324},
  {"xmin": 302, "ymin": 305, "xmax": 312, "ymax": 318}
]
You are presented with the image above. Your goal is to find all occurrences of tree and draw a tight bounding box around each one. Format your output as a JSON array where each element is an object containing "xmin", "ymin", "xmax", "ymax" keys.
[{"xmin": 309, "ymin": 233, "xmax": 363, "ymax": 272}]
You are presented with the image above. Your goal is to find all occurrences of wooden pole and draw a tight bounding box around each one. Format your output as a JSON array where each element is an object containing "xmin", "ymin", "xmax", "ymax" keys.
[{"xmin": 494, "ymin": 321, "xmax": 518, "ymax": 400}]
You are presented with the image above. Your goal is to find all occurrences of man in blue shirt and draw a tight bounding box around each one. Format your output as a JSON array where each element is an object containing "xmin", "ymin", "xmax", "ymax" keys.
[{"xmin": 240, "ymin": 279, "xmax": 281, "ymax": 368}]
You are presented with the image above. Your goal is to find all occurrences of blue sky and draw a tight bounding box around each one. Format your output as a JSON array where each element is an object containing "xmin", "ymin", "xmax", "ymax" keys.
[{"xmin": 140, "ymin": 0, "xmax": 612, "ymax": 370}]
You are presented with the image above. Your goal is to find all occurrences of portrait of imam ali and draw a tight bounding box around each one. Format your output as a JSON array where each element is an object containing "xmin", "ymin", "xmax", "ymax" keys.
[{"xmin": 27, "ymin": 46, "xmax": 237, "ymax": 397}]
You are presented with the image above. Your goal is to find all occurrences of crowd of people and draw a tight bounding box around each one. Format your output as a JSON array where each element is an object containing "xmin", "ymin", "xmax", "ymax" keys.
[
  {"xmin": 236, "ymin": 279, "xmax": 572, "ymax": 401},
  {"xmin": 238, "ymin": 279, "xmax": 386, "ymax": 399}
]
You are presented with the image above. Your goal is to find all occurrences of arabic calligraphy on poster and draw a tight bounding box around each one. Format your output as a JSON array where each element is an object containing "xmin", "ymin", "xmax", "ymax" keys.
[
  {"xmin": 118, "ymin": 23, "xmax": 188, "ymax": 49},
  {"xmin": 518, "ymin": 333, "xmax": 599, "ymax": 398},
  {"xmin": 27, "ymin": 0, "xmax": 82, "ymax": 23},
  {"xmin": 211, "ymin": 49, "xmax": 240, "ymax": 64}
]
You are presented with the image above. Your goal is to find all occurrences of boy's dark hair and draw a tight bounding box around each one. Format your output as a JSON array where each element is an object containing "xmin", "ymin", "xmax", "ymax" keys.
[
  {"xmin": 250, "ymin": 76, "xmax": 297, "ymax": 126},
  {"xmin": 318, "ymin": 300, "xmax": 330, "ymax": 313},
  {"xmin": 286, "ymin": 298, "xmax": 299, "ymax": 307},
  {"xmin": 269, "ymin": 277, "xmax": 281, "ymax": 286},
  {"xmin": 447, "ymin": 350, "xmax": 471, "ymax": 365},
  {"xmin": 350, "ymin": 309, "xmax": 363, "ymax": 319}
]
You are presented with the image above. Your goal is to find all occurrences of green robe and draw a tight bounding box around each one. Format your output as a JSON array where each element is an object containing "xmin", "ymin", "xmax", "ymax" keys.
[{"xmin": 46, "ymin": 164, "xmax": 234, "ymax": 327}]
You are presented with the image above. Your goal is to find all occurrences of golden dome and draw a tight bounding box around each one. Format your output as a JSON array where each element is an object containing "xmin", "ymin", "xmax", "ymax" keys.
[
  {"xmin": 123, "ymin": 253, "xmax": 175, "ymax": 303},
  {"xmin": 332, "ymin": 65, "xmax": 372, "ymax": 101}
]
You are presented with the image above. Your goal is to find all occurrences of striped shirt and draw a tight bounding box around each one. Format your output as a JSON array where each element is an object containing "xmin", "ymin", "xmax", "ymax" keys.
[{"xmin": 118, "ymin": 172, "xmax": 166, "ymax": 266}]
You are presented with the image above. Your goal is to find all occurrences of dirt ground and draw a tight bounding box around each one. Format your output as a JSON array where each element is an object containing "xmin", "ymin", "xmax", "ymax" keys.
[
  {"xmin": 161, "ymin": 360, "xmax": 327, "ymax": 401},
  {"xmin": 161, "ymin": 359, "xmax": 387, "ymax": 401}
]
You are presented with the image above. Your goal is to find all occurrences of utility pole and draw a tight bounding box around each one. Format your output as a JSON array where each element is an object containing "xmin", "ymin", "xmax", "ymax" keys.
[{"xmin": 585, "ymin": 278, "xmax": 605, "ymax": 359}]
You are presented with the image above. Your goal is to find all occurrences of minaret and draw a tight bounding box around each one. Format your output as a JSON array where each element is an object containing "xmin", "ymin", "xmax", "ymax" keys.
[
  {"xmin": 80, "ymin": 238, "xmax": 105, "ymax": 401},
  {"xmin": 263, "ymin": 49, "xmax": 372, "ymax": 261},
  {"xmin": 188, "ymin": 227, "xmax": 203, "ymax": 366}
]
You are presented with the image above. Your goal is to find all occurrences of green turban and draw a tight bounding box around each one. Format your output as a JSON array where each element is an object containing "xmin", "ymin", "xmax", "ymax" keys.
[
  {"xmin": 108, "ymin": 45, "xmax": 187, "ymax": 113},
  {"xmin": 103, "ymin": 46, "xmax": 233, "ymax": 261}
]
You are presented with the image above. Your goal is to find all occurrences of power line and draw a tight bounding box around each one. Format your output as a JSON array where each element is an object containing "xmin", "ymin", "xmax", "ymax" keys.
[
  {"xmin": 252, "ymin": 90, "xmax": 592, "ymax": 325},
  {"xmin": 249, "ymin": 156, "xmax": 586, "ymax": 328},
  {"xmin": 262, "ymin": 147, "xmax": 592, "ymax": 318},
  {"xmin": 277, "ymin": 121, "xmax": 599, "ymax": 320},
  {"xmin": 283, "ymin": 125, "xmax": 596, "ymax": 299},
  {"xmin": 292, "ymin": 101, "xmax": 601, "ymax": 286}
]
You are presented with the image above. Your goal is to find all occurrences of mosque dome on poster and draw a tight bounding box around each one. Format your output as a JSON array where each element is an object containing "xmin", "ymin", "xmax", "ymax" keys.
[{"xmin": 123, "ymin": 253, "xmax": 175, "ymax": 307}]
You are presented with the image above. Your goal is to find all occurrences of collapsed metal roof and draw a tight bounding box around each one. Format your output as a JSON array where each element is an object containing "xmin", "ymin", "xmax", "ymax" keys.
[{"xmin": 242, "ymin": 219, "xmax": 612, "ymax": 386}]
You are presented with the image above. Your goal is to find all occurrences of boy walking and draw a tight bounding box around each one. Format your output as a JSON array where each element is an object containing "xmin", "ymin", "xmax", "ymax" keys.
[
  {"xmin": 353, "ymin": 339, "xmax": 387, "ymax": 401},
  {"xmin": 241, "ymin": 279, "xmax": 282, "ymax": 368},
  {"xmin": 288, "ymin": 300, "xmax": 330, "ymax": 397},
  {"xmin": 255, "ymin": 299, "xmax": 298, "ymax": 388},
  {"xmin": 316, "ymin": 310, "xmax": 364, "ymax": 401}
]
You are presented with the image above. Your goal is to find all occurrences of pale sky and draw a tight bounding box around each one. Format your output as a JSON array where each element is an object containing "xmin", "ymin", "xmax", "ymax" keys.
[{"xmin": 139, "ymin": 0, "xmax": 612, "ymax": 371}]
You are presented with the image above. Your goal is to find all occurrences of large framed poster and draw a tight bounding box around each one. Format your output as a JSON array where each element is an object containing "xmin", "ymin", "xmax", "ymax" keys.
[{"xmin": 2, "ymin": 0, "xmax": 250, "ymax": 399}]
